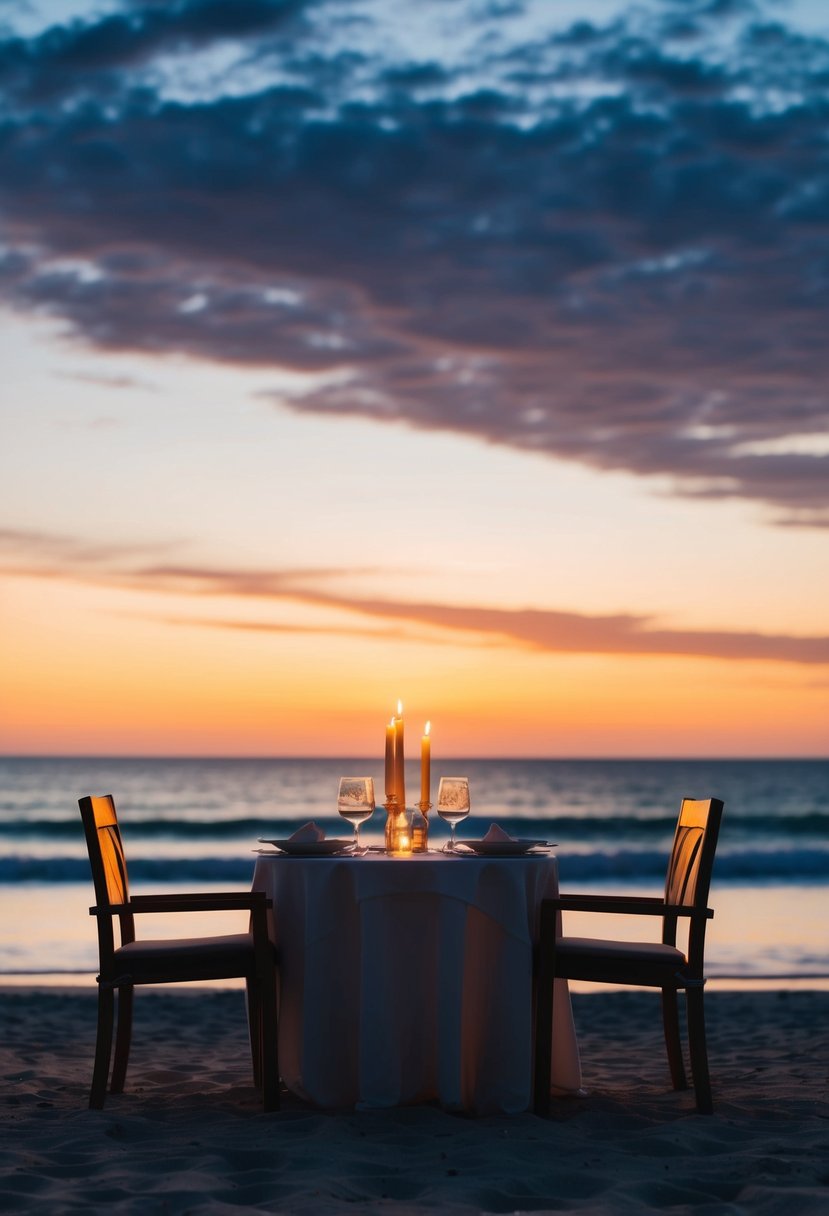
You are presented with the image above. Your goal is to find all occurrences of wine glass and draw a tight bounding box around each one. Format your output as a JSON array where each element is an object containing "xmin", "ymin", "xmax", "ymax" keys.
[
  {"xmin": 337, "ymin": 777, "xmax": 375, "ymax": 853},
  {"xmin": 436, "ymin": 777, "xmax": 471, "ymax": 852}
]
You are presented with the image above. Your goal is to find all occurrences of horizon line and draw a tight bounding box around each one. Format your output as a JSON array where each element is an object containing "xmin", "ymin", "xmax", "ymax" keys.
[{"xmin": 0, "ymin": 753, "xmax": 827, "ymax": 763}]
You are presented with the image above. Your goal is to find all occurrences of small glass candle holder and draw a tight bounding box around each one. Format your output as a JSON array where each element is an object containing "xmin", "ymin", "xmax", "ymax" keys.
[
  {"xmin": 411, "ymin": 801, "xmax": 431, "ymax": 852},
  {"xmin": 384, "ymin": 797, "xmax": 412, "ymax": 856}
]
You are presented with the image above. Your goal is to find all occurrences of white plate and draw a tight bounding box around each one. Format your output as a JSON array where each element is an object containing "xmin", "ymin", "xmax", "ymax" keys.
[
  {"xmin": 454, "ymin": 838, "xmax": 551, "ymax": 856},
  {"xmin": 258, "ymin": 838, "xmax": 352, "ymax": 856}
]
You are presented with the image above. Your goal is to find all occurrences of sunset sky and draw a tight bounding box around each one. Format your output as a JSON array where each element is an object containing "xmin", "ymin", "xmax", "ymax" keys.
[{"xmin": 1, "ymin": 0, "xmax": 828, "ymax": 757}]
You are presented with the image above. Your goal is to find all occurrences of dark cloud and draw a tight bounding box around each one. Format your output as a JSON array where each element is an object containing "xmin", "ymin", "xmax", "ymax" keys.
[
  {"xmin": 321, "ymin": 596, "xmax": 829, "ymax": 665},
  {"xmin": 1, "ymin": 0, "xmax": 828, "ymax": 522},
  {"xmin": 0, "ymin": 0, "xmax": 308, "ymax": 99},
  {"xmin": 2, "ymin": 527, "xmax": 827, "ymax": 664}
]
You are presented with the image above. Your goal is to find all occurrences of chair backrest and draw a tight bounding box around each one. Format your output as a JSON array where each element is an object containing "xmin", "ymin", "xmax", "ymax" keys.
[
  {"xmin": 662, "ymin": 797, "xmax": 724, "ymax": 964},
  {"xmin": 79, "ymin": 795, "xmax": 136, "ymax": 955}
]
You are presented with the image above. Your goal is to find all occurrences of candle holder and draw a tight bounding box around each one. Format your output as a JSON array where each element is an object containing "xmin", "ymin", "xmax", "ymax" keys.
[
  {"xmin": 411, "ymin": 800, "xmax": 431, "ymax": 853},
  {"xmin": 384, "ymin": 797, "xmax": 412, "ymax": 856}
]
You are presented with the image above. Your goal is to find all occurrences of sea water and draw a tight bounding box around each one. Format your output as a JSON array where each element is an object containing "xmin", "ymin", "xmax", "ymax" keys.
[{"xmin": 0, "ymin": 756, "xmax": 826, "ymax": 984}]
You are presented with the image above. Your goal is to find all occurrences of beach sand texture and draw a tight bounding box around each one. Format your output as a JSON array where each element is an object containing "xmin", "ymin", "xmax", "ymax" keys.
[{"xmin": 2, "ymin": 987, "xmax": 827, "ymax": 1214}]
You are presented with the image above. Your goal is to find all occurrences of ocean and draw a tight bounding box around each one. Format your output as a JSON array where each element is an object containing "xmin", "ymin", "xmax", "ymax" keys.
[{"xmin": 1, "ymin": 756, "xmax": 827, "ymax": 984}]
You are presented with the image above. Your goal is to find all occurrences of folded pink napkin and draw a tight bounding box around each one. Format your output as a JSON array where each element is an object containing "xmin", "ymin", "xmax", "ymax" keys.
[
  {"xmin": 483, "ymin": 823, "xmax": 515, "ymax": 843},
  {"xmin": 289, "ymin": 821, "xmax": 325, "ymax": 842}
]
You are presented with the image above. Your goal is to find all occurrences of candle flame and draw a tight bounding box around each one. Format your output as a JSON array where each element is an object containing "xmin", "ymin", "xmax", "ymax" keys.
[
  {"xmin": 397, "ymin": 699, "xmax": 403, "ymax": 716},
  {"xmin": 425, "ymin": 721, "xmax": 431, "ymax": 736}
]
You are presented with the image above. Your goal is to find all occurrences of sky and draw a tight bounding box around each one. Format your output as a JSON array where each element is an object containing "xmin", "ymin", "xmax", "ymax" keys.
[{"xmin": 1, "ymin": 0, "xmax": 828, "ymax": 758}]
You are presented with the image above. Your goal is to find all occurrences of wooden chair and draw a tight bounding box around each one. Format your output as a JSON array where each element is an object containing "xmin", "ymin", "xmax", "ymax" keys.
[
  {"xmin": 79, "ymin": 794, "xmax": 279, "ymax": 1111},
  {"xmin": 533, "ymin": 796, "xmax": 724, "ymax": 1116}
]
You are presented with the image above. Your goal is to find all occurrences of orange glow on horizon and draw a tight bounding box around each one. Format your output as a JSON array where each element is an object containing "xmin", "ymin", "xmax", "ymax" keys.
[{"xmin": 1, "ymin": 572, "xmax": 826, "ymax": 758}]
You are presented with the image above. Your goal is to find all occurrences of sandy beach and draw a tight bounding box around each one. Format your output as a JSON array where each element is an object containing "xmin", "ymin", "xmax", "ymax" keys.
[{"xmin": 2, "ymin": 986, "xmax": 827, "ymax": 1214}]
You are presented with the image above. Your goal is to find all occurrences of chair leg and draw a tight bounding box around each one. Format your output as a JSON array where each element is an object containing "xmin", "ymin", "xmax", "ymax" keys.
[
  {"xmin": 90, "ymin": 985, "xmax": 115, "ymax": 1109},
  {"xmin": 661, "ymin": 987, "xmax": 688, "ymax": 1091},
  {"xmin": 110, "ymin": 985, "xmax": 133, "ymax": 1094},
  {"xmin": 686, "ymin": 987, "xmax": 713, "ymax": 1114},
  {"xmin": 259, "ymin": 968, "xmax": 280, "ymax": 1112},
  {"xmin": 246, "ymin": 977, "xmax": 263, "ymax": 1090},
  {"xmin": 533, "ymin": 947, "xmax": 555, "ymax": 1117}
]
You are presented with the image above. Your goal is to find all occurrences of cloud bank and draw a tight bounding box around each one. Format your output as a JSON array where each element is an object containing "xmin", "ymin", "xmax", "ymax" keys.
[
  {"xmin": 2, "ymin": 527, "xmax": 827, "ymax": 665},
  {"xmin": 1, "ymin": 0, "xmax": 828, "ymax": 522}
]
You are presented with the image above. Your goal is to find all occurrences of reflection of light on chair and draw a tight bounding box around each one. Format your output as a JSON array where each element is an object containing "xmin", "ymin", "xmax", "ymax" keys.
[
  {"xmin": 79, "ymin": 794, "xmax": 279, "ymax": 1110},
  {"xmin": 534, "ymin": 796, "xmax": 724, "ymax": 1115}
]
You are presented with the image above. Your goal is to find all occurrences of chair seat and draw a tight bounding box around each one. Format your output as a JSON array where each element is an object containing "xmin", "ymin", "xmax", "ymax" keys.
[
  {"xmin": 108, "ymin": 933, "xmax": 258, "ymax": 981},
  {"xmin": 551, "ymin": 936, "xmax": 695, "ymax": 990},
  {"xmin": 557, "ymin": 936, "xmax": 687, "ymax": 966}
]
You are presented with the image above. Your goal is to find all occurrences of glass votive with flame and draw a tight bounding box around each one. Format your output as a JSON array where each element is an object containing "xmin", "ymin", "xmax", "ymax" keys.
[{"xmin": 385, "ymin": 802, "xmax": 412, "ymax": 856}]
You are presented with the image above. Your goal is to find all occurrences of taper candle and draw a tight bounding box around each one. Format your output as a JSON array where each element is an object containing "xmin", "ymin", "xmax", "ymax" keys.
[
  {"xmin": 394, "ymin": 700, "xmax": 406, "ymax": 810},
  {"xmin": 385, "ymin": 718, "xmax": 396, "ymax": 801},
  {"xmin": 420, "ymin": 721, "xmax": 431, "ymax": 804}
]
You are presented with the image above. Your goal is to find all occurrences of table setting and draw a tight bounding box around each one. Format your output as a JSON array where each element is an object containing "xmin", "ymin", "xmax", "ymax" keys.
[
  {"xmin": 254, "ymin": 702, "xmax": 555, "ymax": 860},
  {"xmin": 250, "ymin": 703, "xmax": 581, "ymax": 1113}
]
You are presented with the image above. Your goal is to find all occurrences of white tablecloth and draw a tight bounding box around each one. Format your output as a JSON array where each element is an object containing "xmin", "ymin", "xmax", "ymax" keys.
[{"xmin": 252, "ymin": 851, "xmax": 581, "ymax": 1114}]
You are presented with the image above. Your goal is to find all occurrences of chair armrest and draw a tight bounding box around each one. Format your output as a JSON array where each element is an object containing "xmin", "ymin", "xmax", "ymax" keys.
[
  {"xmin": 541, "ymin": 894, "xmax": 714, "ymax": 919},
  {"xmin": 90, "ymin": 892, "xmax": 272, "ymax": 916},
  {"xmin": 554, "ymin": 894, "xmax": 666, "ymax": 913}
]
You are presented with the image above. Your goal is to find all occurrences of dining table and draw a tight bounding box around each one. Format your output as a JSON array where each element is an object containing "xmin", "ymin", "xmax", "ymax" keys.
[{"xmin": 251, "ymin": 847, "xmax": 582, "ymax": 1115}]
